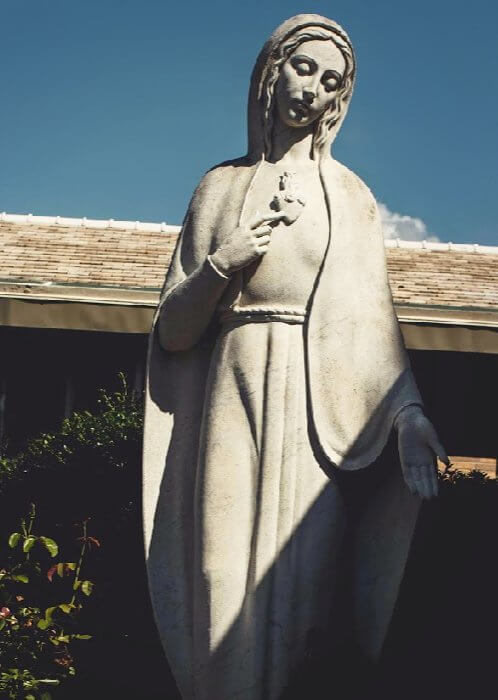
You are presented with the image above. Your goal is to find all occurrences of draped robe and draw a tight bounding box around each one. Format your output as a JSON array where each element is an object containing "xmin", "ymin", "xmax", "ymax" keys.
[{"xmin": 143, "ymin": 14, "xmax": 423, "ymax": 700}]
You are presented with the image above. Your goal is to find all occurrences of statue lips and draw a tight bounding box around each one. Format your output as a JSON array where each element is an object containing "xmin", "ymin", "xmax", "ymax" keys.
[{"xmin": 291, "ymin": 98, "xmax": 310, "ymax": 120}]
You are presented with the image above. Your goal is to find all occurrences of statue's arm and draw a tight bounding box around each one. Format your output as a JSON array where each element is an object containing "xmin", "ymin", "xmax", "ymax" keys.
[
  {"xmin": 157, "ymin": 256, "xmax": 230, "ymax": 352},
  {"xmin": 157, "ymin": 199, "xmax": 283, "ymax": 352},
  {"xmin": 350, "ymin": 170, "xmax": 450, "ymax": 498}
]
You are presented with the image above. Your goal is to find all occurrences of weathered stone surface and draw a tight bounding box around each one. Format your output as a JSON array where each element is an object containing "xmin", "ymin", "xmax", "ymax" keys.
[{"xmin": 143, "ymin": 14, "xmax": 448, "ymax": 700}]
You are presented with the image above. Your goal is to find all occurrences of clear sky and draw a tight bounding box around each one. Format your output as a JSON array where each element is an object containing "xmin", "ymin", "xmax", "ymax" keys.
[{"xmin": 1, "ymin": 0, "xmax": 497, "ymax": 244}]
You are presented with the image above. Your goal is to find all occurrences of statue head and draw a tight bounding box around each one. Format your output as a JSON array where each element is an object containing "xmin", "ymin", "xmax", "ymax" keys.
[{"xmin": 247, "ymin": 15, "xmax": 356, "ymax": 160}]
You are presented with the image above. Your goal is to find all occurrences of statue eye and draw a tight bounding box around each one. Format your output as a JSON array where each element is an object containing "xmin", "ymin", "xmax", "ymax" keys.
[
  {"xmin": 323, "ymin": 78, "xmax": 338, "ymax": 92},
  {"xmin": 294, "ymin": 61, "xmax": 312, "ymax": 75},
  {"xmin": 290, "ymin": 56, "xmax": 315, "ymax": 76},
  {"xmin": 322, "ymin": 72, "xmax": 342, "ymax": 92}
]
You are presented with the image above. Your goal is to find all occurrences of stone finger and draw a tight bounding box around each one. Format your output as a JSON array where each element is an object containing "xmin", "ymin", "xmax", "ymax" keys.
[
  {"xmin": 249, "ymin": 211, "xmax": 286, "ymax": 229},
  {"xmin": 427, "ymin": 425, "xmax": 450, "ymax": 465},
  {"xmin": 427, "ymin": 463, "xmax": 439, "ymax": 498},
  {"xmin": 253, "ymin": 225, "xmax": 272, "ymax": 237},
  {"xmin": 413, "ymin": 474, "xmax": 428, "ymax": 499},
  {"xmin": 257, "ymin": 235, "xmax": 271, "ymax": 247}
]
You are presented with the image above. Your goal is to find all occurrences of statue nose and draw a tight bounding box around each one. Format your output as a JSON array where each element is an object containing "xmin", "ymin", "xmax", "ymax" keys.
[{"xmin": 302, "ymin": 88, "xmax": 316, "ymax": 104}]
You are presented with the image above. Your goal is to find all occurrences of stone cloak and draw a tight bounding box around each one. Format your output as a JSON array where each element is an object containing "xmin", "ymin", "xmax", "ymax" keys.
[{"xmin": 143, "ymin": 13, "xmax": 422, "ymax": 698}]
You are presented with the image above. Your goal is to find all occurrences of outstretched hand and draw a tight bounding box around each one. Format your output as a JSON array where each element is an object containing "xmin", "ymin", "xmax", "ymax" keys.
[{"xmin": 395, "ymin": 405, "xmax": 449, "ymax": 500}]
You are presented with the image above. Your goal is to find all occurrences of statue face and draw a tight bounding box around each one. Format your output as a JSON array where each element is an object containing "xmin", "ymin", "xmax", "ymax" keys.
[{"xmin": 274, "ymin": 39, "xmax": 346, "ymax": 128}]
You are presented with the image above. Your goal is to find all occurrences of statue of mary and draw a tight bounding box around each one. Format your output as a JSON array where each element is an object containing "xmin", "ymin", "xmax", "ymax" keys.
[{"xmin": 143, "ymin": 14, "xmax": 448, "ymax": 700}]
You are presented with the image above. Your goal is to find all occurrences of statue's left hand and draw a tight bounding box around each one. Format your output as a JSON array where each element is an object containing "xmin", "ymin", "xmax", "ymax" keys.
[{"xmin": 395, "ymin": 405, "xmax": 449, "ymax": 499}]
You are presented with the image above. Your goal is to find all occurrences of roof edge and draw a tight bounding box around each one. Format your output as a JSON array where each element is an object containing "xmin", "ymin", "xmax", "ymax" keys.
[
  {"xmin": 0, "ymin": 282, "xmax": 158, "ymax": 306},
  {"xmin": 0, "ymin": 212, "xmax": 180, "ymax": 234},
  {"xmin": 384, "ymin": 238, "xmax": 498, "ymax": 254},
  {"xmin": 0, "ymin": 283, "xmax": 497, "ymax": 328},
  {"xmin": 396, "ymin": 304, "xmax": 498, "ymax": 328}
]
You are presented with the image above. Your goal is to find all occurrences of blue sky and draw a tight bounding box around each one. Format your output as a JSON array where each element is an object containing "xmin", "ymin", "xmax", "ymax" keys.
[{"xmin": 1, "ymin": 0, "xmax": 497, "ymax": 244}]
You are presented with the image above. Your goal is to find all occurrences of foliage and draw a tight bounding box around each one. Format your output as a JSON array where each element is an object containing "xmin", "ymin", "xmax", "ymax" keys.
[
  {"xmin": 0, "ymin": 374, "xmax": 143, "ymax": 545},
  {"xmin": 0, "ymin": 373, "xmax": 143, "ymax": 493},
  {"xmin": 0, "ymin": 375, "xmax": 494, "ymax": 698},
  {"xmin": 0, "ymin": 375, "xmax": 171, "ymax": 698},
  {"xmin": 0, "ymin": 505, "xmax": 96, "ymax": 700}
]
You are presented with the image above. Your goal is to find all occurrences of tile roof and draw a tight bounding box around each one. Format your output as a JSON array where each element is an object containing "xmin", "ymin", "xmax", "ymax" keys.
[
  {"xmin": 0, "ymin": 213, "xmax": 497, "ymax": 312},
  {"xmin": 385, "ymin": 242, "xmax": 498, "ymax": 311}
]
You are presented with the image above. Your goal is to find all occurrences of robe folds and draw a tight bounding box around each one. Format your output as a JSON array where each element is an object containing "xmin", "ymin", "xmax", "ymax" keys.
[{"xmin": 143, "ymin": 13, "xmax": 423, "ymax": 700}]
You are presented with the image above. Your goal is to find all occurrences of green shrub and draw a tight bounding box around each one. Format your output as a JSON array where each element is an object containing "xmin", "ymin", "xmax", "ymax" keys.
[
  {"xmin": 0, "ymin": 505, "xmax": 96, "ymax": 700},
  {"xmin": 0, "ymin": 377, "xmax": 495, "ymax": 698},
  {"xmin": 0, "ymin": 373, "xmax": 143, "ymax": 506},
  {"xmin": 0, "ymin": 375, "xmax": 173, "ymax": 699}
]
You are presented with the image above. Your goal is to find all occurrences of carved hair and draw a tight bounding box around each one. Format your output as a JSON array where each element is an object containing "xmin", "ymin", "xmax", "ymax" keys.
[{"xmin": 259, "ymin": 26, "xmax": 356, "ymax": 159}]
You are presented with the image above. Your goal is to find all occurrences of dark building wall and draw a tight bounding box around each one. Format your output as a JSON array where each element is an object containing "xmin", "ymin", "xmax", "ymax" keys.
[
  {"xmin": 0, "ymin": 326, "xmax": 495, "ymax": 459},
  {"xmin": 0, "ymin": 326, "xmax": 148, "ymax": 453},
  {"xmin": 410, "ymin": 349, "xmax": 496, "ymax": 459}
]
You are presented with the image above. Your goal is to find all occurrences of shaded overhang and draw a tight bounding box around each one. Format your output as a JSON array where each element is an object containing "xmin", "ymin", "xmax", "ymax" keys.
[{"xmin": 0, "ymin": 281, "xmax": 496, "ymax": 354}]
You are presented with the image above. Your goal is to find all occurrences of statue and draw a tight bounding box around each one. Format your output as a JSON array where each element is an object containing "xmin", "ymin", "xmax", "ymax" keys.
[{"xmin": 143, "ymin": 14, "xmax": 448, "ymax": 700}]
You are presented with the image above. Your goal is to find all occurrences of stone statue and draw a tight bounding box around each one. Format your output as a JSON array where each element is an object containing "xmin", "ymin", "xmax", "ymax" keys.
[{"xmin": 143, "ymin": 14, "xmax": 448, "ymax": 700}]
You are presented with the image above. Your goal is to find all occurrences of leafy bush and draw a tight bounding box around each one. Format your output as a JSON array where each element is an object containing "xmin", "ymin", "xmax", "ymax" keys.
[
  {"xmin": 0, "ymin": 373, "xmax": 143, "ymax": 511},
  {"xmin": 0, "ymin": 505, "xmax": 96, "ymax": 699},
  {"xmin": 0, "ymin": 375, "xmax": 173, "ymax": 699},
  {"xmin": 0, "ymin": 376, "xmax": 495, "ymax": 698}
]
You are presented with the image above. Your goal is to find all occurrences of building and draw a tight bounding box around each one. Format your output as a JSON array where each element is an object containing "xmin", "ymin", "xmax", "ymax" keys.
[{"xmin": 0, "ymin": 212, "xmax": 496, "ymax": 473}]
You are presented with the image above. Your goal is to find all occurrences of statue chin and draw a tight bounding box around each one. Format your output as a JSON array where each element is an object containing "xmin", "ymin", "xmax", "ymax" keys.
[{"xmin": 279, "ymin": 107, "xmax": 317, "ymax": 129}]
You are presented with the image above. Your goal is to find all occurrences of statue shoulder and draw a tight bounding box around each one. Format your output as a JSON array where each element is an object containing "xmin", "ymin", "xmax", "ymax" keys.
[
  {"xmin": 189, "ymin": 157, "xmax": 251, "ymax": 215},
  {"xmin": 328, "ymin": 159, "xmax": 381, "ymax": 226},
  {"xmin": 177, "ymin": 157, "xmax": 253, "ymax": 268},
  {"xmin": 334, "ymin": 160, "xmax": 378, "ymax": 205}
]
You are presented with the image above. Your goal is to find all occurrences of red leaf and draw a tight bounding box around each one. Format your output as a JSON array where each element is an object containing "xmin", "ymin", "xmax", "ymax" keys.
[
  {"xmin": 47, "ymin": 565, "xmax": 57, "ymax": 582},
  {"xmin": 0, "ymin": 607, "xmax": 11, "ymax": 618}
]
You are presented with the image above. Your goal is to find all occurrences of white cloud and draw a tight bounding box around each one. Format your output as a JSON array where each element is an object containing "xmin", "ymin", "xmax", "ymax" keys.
[{"xmin": 379, "ymin": 202, "xmax": 440, "ymax": 242}]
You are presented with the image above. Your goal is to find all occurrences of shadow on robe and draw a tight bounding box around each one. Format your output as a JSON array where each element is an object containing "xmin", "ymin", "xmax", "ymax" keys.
[{"xmin": 146, "ymin": 362, "xmax": 420, "ymax": 699}]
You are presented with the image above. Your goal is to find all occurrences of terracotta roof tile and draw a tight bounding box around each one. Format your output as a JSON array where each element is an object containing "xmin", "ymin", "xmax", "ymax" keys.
[{"xmin": 0, "ymin": 215, "xmax": 497, "ymax": 311}]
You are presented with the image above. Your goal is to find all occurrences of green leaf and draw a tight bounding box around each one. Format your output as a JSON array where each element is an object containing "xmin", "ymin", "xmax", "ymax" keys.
[
  {"xmin": 44, "ymin": 606, "xmax": 57, "ymax": 623},
  {"xmin": 41, "ymin": 693, "xmax": 53, "ymax": 700},
  {"xmin": 11, "ymin": 574, "xmax": 29, "ymax": 583},
  {"xmin": 39, "ymin": 680, "xmax": 60, "ymax": 685},
  {"xmin": 58, "ymin": 603, "xmax": 73, "ymax": 614},
  {"xmin": 0, "ymin": 618, "xmax": 5, "ymax": 631},
  {"xmin": 56, "ymin": 635, "xmax": 70, "ymax": 643},
  {"xmin": 25, "ymin": 695, "xmax": 36, "ymax": 700},
  {"xmin": 81, "ymin": 580, "xmax": 94, "ymax": 596},
  {"xmin": 74, "ymin": 633, "xmax": 92, "ymax": 640},
  {"xmin": 8, "ymin": 532, "xmax": 21, "ymax": 548},
  {"xmin": 37, "ymin": 619, "xmax": 50, "ymax": 630},
  {"xmin": 39, "ymin": 537, "xmax": 58, "ymax": 557},
  {"xmin": 23, "ymin": 536, "xmax": 36, "ymax": 553},
  {"xmin": 56, "ymin": 563, "xmax": 65, "ymax": 577}
]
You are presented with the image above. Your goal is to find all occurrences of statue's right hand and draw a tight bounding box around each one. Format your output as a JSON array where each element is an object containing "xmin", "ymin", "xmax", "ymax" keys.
[{"xmin": 209, "ymin": 211, "xmax": 285, "ymax": 276}]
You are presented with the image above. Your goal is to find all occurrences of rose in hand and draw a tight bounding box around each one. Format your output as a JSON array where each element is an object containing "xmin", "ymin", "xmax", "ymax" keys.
[{"xmin": 270, "ymin": 171, "xmax": 306, "ymax": 226}]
